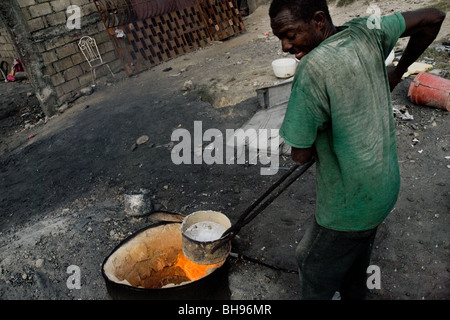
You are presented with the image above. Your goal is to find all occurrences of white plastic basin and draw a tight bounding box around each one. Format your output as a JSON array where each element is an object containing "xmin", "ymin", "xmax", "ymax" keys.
[{"xmin": 272, "ymin": 58, "xmax": 298, "ymax": 78}]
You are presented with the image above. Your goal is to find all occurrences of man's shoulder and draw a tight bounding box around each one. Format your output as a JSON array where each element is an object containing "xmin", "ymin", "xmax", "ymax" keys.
[
  {"xmin": 342, "ymin": 12, "xmax": 405, "ymax": 35},
  {"xmin": 343, "ymin": 16, "xmax": 369, "ymax": 28}
]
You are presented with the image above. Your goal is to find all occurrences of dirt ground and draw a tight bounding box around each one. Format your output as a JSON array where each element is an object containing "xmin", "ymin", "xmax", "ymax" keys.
[{"xmin": 0, "ymin": 0, "xmax": 449, "ymax": 301}]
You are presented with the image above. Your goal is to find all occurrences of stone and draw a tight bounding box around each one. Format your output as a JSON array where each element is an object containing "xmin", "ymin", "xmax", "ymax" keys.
[
  {"xmin": 182, "ymin": 80, "xmax": 194, "ymax": 91},
  {"xmin": 123, "ymin": 189, "xmax": 153, "ymax": 216},
  {"xmin": 35, "ymin": 258, "xmax": 44, "ymax": 268}
]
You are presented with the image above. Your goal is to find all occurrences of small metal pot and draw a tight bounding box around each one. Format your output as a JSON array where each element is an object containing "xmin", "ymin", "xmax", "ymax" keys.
[{"xmin": 181, "ymin": 210, "xmax": 232, "ymax": 265}]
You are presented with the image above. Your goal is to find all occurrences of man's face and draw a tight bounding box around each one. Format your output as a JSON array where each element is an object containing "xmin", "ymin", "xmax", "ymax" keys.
[{"xmin": 271, "ymin": 8, "xmax": 324, "ymax": 60}]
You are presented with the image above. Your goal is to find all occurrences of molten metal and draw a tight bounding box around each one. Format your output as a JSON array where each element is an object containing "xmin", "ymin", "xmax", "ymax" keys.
[{"xmin": 175, "ymin": 253, "xmax": 221, "ymax": 281}]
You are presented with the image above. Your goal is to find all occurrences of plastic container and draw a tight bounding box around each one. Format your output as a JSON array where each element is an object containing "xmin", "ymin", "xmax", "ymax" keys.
[
  {"xmin": 272, "ymin": 58, "xmax": 298, "ymax": 78},
  {"xmin": 408, "ymin": 72, "xmax": 450, "ymax": 111}
]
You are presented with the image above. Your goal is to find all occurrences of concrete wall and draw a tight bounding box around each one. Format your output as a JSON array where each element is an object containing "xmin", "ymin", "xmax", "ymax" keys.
[{"xmin": 0, "ymin": 0, "xmax": 121, "ymax": 116}]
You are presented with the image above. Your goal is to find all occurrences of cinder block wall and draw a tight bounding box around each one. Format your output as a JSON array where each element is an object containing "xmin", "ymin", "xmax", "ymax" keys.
[
  {"xmin": 0, "ymin": 0, "xmax": 121, "ymax": 115},
  {"xmin": 0, "ymin": 27, "xmax": 16, "ymax": 65},
  {"xmin": 21, "ymin": 0, "xmax": 121, "ymax": 104}
]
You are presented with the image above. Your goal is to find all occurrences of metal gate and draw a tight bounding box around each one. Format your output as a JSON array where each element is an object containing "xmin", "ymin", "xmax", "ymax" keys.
[{"xmin": 93, "ymin": 0, "xmax": 246, "ymax": 75}]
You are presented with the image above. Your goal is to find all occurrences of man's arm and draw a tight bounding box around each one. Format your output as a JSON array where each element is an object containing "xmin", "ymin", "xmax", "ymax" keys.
[
  {"xmin": 291, "ymin": 146, "xmax": 314, "ymax": 165},
  {"xmin": 388, "ymin": 8, "xmax": 446, "ymax": 91}
]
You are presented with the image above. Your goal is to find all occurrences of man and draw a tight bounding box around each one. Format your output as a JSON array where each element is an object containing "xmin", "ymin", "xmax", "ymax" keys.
[{"xmin": 269, "ymin": 0, "xmax": 445, "ymax": 299}]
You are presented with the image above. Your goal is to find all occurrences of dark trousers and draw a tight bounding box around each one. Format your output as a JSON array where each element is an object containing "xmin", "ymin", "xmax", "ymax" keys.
[{"xmin": 295, "ymin": 218, "xmax": 378, "ymax": 300}]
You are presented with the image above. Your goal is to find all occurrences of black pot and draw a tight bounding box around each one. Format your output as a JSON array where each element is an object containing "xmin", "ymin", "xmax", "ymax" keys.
[{"xmin": 101, "ymin": 218, "xmax": 231, "ymax": 300}]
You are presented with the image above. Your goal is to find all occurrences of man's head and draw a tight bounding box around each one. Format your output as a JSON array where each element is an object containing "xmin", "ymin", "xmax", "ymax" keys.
[{"xmin": 269, "ymin": 0, "xmax": 335, "ymax": 60}]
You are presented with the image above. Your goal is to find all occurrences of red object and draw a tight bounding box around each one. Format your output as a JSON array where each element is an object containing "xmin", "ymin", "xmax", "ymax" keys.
[
  {"xmin": 28, "ymin": 134, "xmax": 36, "ymax": 139},
  {"xmin": 408, "ymin": 72, "xmax": 450, "ymax": 111},
  {"xmin": 6, "ymin": 58, "xmax": 23, "ymax": 82}
]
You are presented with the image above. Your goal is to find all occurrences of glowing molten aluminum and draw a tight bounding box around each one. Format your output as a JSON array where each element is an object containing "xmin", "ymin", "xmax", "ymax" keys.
[
  {"xmin": 175, "ymin": 253, "xmax": 222, "ymax": 281},
  {"xmin": 102, "ymin": 219, "xmax": 225, "ymax": 291}
]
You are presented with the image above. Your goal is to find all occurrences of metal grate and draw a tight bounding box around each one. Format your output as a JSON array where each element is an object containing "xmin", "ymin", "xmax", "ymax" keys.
[
  {"xmin": 199, "ymin": 0, "xmax": 245, "ymax": 41},
  {"xmin": 94, "ymin": 0, "xmax": 245, "ymax": 75}
]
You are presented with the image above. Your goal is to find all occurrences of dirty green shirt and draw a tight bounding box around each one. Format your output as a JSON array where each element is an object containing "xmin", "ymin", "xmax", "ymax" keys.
[{"xmin": 280, "ymin": 13, "xmax": 405, "ymax": 231}]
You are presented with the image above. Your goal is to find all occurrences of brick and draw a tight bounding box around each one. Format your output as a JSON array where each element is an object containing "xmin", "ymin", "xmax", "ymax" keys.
[
  {"xmin": 81, "ymin": 3, "xmax": 97, "ymax": 16},
  {"xmin": 45, "ymin": 36, "xmax": 72, "ymax": 51},
  {"xmin": 96, "ymin": 22, "xmax": 105, "ymax": 32},
  {"xmin": 98, "ymin": 41, "xmax": 114, "ymax": 54},
  {"xmin": 84, "ymin": 24, "xmax": 101, "ymax": 36},
  {"xmin": 43, "ymin": 64, "xmax": 56, "ymax": 77},
  {"xmin": 3, "ymin": 44, "xmax": 14, "ymax": 52},
  {"xmin": 61, "ymin": 77, "xmax": 80, "ymax": 94},
  {"xmin": 55, "ymin": 85, "xmax": 65, "ymax": 99},
  {"xmin": 56, "ymin": 43, "xmax": 77, "ymax": 59},
  {"xmin": 34, "ymin": 42, "xmax": 46, "ymax": 53},
  {"xmin": 50, "ymin": 0, "xmax": 70, "ymax": 12},
  {"xmin": 21, "ymin": 7, "xmax": 32, "ymax": 21},
  {"xmin": 63, "ymin": 65, "xmax": 83, "ymax": 81},
  {"xmin": 53, "ymin": 56, "xmax": 74, "ymax": 73},
  {"xmin": 71, "ymin": 53, "xmax": 84, "ymax": 65},
  {"xmin": 101, "ymin": 51, "xmax": 118, "ymax": 64},
  {"xmin": 0, "ymin": 52, "xmax": 16, "ymax": 60},
  {"xmin": 42, "ymin": 50, "xmax": 58, "ymax": 64},
  {"xmin": 17, "ymin": 0, "xmax": 36, "ymax": 8},
  {"xmin": 80, "ymin": 61, "xmax": 91, "ymax": 73},
  {"xmin": 93, "ymin": 66, "xmax": 108, "ymax": 78},
  {"xmin": 29, "ymin": 3, "xmax": 53, "ymax": 18},
  {"xmin": 27, "ymin": 17, "xmax": 45, "ymax": 32},
  {"xmin": 95, "ymin": 31, "xmax": 110, "ymax": 44},
  {"xmin": 110, "ymin": 60, "xmax": 122, "ymax": 71},
  {"xmin": 51, "ymin": 73, "xmax": 65, "ymax": 86},
  {"xmin": 78, "ymin": 72, "xmax": 92, "ymax": 87},
  {"xmin": 45, "ymin": 12, "xmax": 67, "ymax": 26},
  {"xmin": 71, "ymin": 0, "xmax": 91, "ymax": 6}
]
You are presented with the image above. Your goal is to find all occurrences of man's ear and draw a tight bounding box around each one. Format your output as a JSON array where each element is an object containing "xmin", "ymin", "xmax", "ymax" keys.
[{"xmin": 311, "ymin": 11, "xmax": 327, "ymax": 30}]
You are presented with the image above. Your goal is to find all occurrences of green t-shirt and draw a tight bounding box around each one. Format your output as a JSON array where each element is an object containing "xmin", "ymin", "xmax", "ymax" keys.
[{"xmin": 280, "ymin": 13, "xmax": 405, "ymax": 231}]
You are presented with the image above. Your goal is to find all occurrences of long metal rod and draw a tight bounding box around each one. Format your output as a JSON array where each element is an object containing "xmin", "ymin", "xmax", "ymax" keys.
[{"xmin": 211, "ymin": 157, "xmax": 316, "ymax": 252}]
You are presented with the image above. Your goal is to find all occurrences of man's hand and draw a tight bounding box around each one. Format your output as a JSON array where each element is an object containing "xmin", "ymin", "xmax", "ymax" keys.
[
  {"xmin": 387, "ymin": 66, "xmax": 403, "ymax": 92},
  {"xmin": 390, "ymin": 8, "xmax": 446, "ymax": 91}
]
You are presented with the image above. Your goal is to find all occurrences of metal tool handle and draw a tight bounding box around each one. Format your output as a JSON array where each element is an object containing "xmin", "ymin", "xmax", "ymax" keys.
[{"xmin": 211, "ymin": 157, "xmax": 316, "ymax": 253}]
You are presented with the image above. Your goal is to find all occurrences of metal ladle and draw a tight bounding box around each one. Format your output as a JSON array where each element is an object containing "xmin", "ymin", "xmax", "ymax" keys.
[
  {"xmin": 214, "ymin": 157, "xmax": 315, "ymax": 251},
  {"xmin": 182, "ymin": 157, "xmax": 316, "ymax": 265}
]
